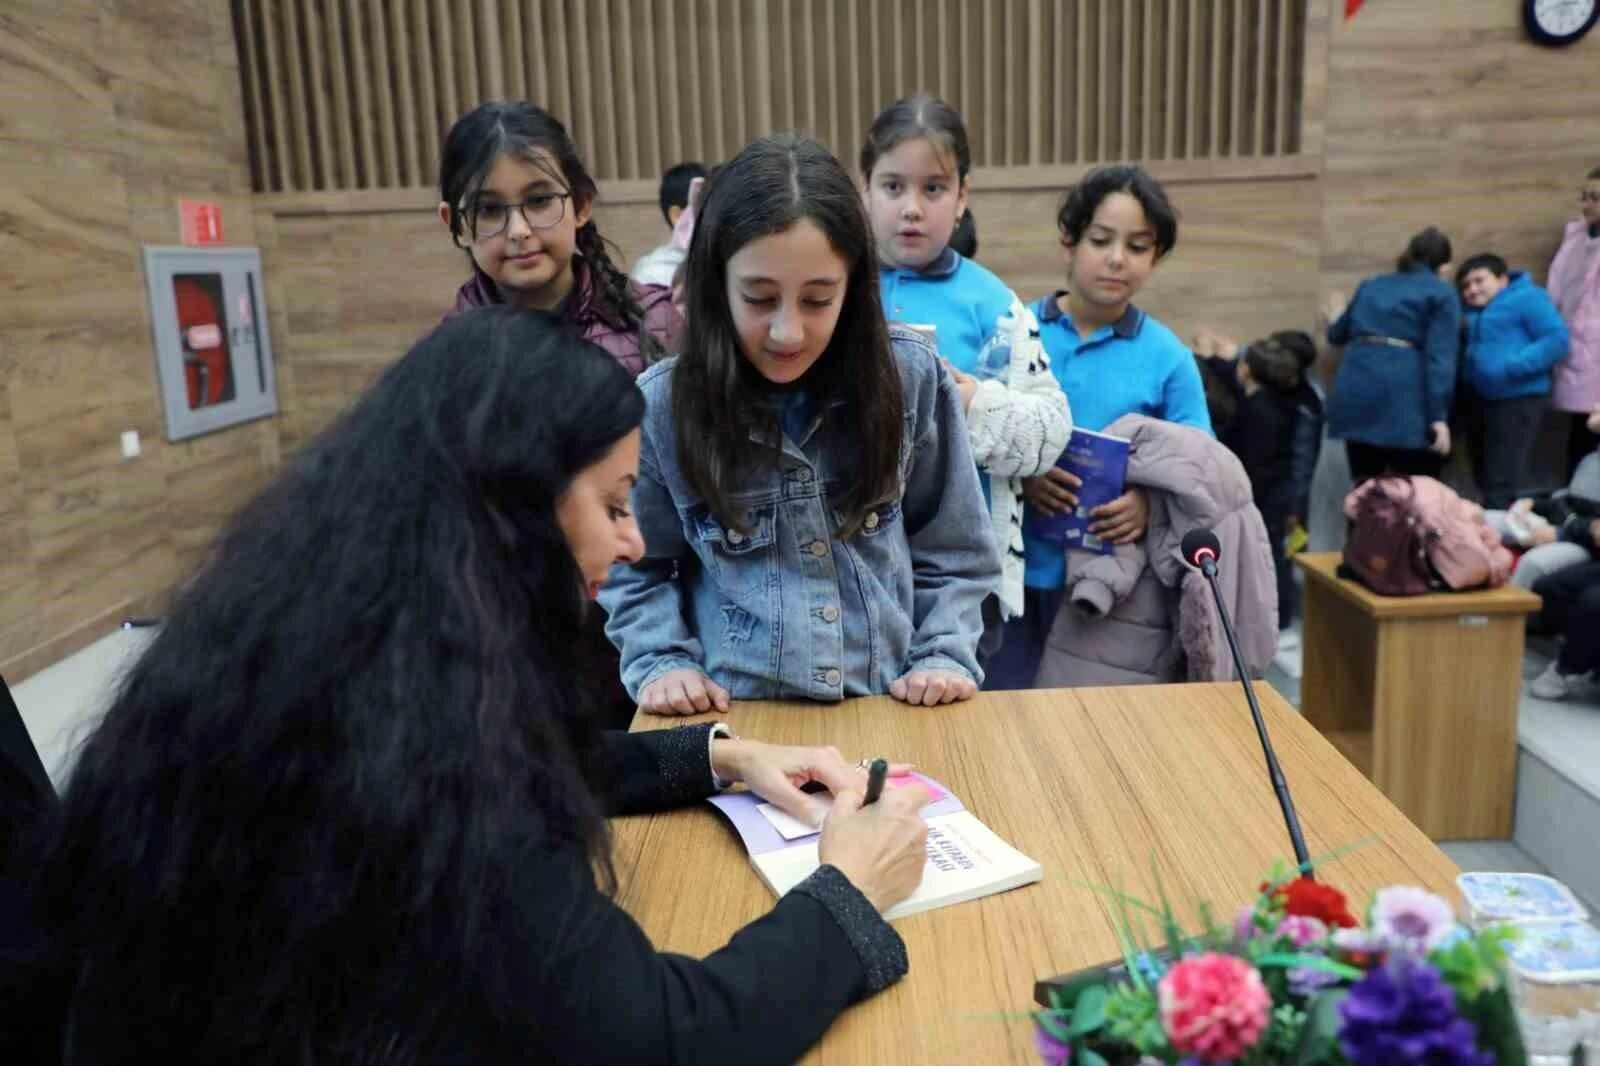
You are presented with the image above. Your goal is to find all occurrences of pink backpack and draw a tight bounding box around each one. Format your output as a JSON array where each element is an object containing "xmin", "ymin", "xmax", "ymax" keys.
[{"xmin": 1342, "ymin": 476, "xmax": 1512, "ymax": 596}]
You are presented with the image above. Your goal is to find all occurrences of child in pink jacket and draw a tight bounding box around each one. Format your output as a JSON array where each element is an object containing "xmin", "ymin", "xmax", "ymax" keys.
[{"xmin": 1550, "ymin": 165, "xmax": 1600, "ymax": 476}]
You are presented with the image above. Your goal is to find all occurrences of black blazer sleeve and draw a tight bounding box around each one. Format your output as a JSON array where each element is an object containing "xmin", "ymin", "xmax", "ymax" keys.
[
  {"xmin": 469, "ymin": 836, "xmax": 908, "ymax": 1065},
  {"xmin": 597, "ymin": 724, "xmax": 719, "ymax": 816}
]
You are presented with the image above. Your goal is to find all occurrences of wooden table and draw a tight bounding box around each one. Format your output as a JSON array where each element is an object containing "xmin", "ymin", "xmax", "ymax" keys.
[
  {"xmin": 615, "ymin": 683, "xmax": 1459, "ymax": 1065},
  {"xmin": 1295, "ymin": 552, "xmax": 1541, "ymax": 841}
]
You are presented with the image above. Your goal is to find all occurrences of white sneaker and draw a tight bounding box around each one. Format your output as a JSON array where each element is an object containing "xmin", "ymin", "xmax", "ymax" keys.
[
  {"xmin": 1530, "ymin": 662, "xmax": 1579, "ymax": 701},
  {"xmin": 1277, "ymin": 630, "xmax": 1302, "ymax": 652}
]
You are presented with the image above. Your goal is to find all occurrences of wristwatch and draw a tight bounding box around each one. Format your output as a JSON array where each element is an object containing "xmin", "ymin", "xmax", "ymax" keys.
[{"xmin": 708, "ymin": 722, "xmax": 737, "ymax": 790}]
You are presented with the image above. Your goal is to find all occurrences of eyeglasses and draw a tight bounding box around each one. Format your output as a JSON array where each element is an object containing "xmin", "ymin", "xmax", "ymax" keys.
[{"xmin": 467, "ymin": 192, "xmax": 572, "ymax": 239}]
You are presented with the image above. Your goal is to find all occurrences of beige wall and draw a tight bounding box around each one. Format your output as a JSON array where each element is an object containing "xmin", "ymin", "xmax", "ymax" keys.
[
  {"xmin": 3, "ymin": 0, "xmax": 1598, "ymax": 679},
  {"xmin": 0, "ymin": 0, "xmax": 277, "ymax": 678},
  {"xmin": 1319, "ymin": 0, "xmax": 1596, "ymax": 293}
]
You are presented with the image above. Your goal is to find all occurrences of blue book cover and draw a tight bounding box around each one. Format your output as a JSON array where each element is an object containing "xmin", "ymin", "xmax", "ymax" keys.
[{"xmin": 1025, "ymin": 428, "xmax": 1130, "ymax": 555}]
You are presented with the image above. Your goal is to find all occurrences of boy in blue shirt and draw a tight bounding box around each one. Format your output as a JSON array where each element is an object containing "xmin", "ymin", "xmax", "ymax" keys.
[
  {"xmin": 1457, "ymin": 253, "xmax": 1571, "ymax": 509},
  {"xmin": 984, "ymin": 164, "xmax": 1212, "ymax": 690}
]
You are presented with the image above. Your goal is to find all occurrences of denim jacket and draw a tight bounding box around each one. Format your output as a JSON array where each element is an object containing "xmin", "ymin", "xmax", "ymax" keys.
[{"xmin": 601, "ymin": 327, "xmax": 1000, "ymax": 702}]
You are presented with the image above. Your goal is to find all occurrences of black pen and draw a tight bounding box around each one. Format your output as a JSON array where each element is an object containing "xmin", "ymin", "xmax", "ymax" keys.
[{"xmin": 863, "ymin": 758, "xmax": 888, "ymax": 806}]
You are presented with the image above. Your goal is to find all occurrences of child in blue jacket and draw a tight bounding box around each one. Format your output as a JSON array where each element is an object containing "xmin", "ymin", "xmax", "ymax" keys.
[{"xmin": 1457, "ymin": 253, "xmax": 1571, "ymax": 509}]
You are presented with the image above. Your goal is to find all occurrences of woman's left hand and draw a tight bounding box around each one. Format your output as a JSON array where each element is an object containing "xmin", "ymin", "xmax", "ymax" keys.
[
  {"xmin": 709, "ymin": 739, "xmax": 911, "ymax": 827},
  {"xmin": 1089, "ymin": 487, "xmax": 1151, "ymax": 544},
  {"xmin": 889, "ymin": 669, "xmax": 977, "ymax": 706}
]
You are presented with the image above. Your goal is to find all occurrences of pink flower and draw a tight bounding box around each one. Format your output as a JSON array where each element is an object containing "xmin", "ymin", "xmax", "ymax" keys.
[
  {"xmin": 1369, "ymin": 886, "xmax": 1456, "ymax": 955},
  {"xmin": 1275, "ymin": 914, "xmax": 1329, "ymax": 948},
  {"xmin": 1157, "ymin": 953, "xmax": 1272, "ymax": 1061}
]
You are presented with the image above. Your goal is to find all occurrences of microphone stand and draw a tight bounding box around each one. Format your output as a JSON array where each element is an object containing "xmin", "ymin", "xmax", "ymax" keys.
[{"xmin": 1197, "ymin": 555, "xmax": 1314, "ymax": 879}]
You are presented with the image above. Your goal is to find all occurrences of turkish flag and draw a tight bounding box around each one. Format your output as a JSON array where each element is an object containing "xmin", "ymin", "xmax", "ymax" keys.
[{"xmin": 1345, "ymin": 0, "xmax": 1363, "ymax": 19}]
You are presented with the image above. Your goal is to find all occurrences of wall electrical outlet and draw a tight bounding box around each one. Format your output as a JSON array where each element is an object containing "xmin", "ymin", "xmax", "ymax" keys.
[{"xmin": 120, "ymin": 430, "xmax": 141, "ymax": 459}]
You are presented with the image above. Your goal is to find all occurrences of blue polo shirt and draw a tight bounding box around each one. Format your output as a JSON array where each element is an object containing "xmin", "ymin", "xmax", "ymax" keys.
[
  {"xmin": 880, "ymin": 249, "xmax": 1022, "ymax": 510},
  {"xmin": 878, "ymin": 249, "xmax": 1016, "ymax": 377},
  {"xmin": 1022, "ymin": 292, "xmax": 1213, "ymax": 589}
]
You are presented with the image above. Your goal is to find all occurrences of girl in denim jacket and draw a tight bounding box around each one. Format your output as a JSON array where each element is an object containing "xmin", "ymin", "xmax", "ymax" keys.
[{"xmin": 601, "ymin": 135, "xmax": 1000, "ymax": 713}]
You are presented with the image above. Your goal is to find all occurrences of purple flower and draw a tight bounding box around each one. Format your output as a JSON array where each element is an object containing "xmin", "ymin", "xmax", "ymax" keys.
[
  {"xmin": 1276, "ymin": 914, "xmax": 1330, "ymax": 947},
  {"xmin": 1288, "ymin": 964, "xmax": 1343, "ymax": 998},
  {"xmin": 1333, "ymin": 927, "xmax": 1385, "ymax": 955},
  {"xmin": 1338, "ymin": 958, "xmax": 1493, "ymax": 1066},
  {"xmin": 1370, "ymin": 886, "xmax": 1457, "ymax": 956},
  {"xmin": 1033, "ymin": 1020, "xmax": 1071, "ymax": 1066},
  {"xmin": 1234, "ymin": 903, "xmax": 1259, "ymax": 944}
]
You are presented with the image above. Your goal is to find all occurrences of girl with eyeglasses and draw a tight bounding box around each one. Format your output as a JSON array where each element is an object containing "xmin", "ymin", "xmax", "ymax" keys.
[
  {"xmin": 436, "ymin": 101, "xmax": 682, "ymax": 728},
  {"xmin": 436, "ymin": 101, "xmax": 681, "ymax": 378}
]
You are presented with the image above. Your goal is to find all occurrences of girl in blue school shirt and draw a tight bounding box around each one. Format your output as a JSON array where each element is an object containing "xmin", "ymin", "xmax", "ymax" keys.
[
  {"xmin": 860, "ymin": 93, "xmax": 1071, "ymax": 649},
  {"xmin": 600, "ymin": 134, "xmax": 1000, "ymax": 714},
  {"xmin": 983, "ymin": 164, "xmax": 1213, "ymax": 691}
]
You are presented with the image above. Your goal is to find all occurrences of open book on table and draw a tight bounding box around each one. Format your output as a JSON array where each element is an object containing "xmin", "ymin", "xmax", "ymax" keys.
[{"xmin": 708, "ymin": 772, "xmax": 1042, "ymax": 921}]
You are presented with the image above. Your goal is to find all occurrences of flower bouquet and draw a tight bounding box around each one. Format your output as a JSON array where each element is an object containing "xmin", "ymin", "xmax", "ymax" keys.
[{"xmin": 1033, "ymin": 867, "xmax": 1528, "ymax": 1065}]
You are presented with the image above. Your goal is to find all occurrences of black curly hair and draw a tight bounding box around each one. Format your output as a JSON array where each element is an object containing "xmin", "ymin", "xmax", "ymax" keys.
[{"xmin": 13, "ymin": 308, "xmax": 646, "ymax": 1063}]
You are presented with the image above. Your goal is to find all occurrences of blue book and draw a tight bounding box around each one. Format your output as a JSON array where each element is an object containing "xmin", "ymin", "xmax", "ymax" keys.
[{"xmin": 1025, "ymin": 428, "xmax": 1131, "ymax": 555}]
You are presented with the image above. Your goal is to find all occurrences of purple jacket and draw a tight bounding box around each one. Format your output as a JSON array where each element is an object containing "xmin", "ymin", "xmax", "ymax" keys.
[
  {"xmin": 1035, "ymin": 415, "xmax": 1278, "ymax": 687},
  {"xmin": 1550, "ymin": 219, "xmax": 1600, "ymax": 413},
  {"xmin": 449, "ymin": 264, "xmax": 682, "ymax": 379}
]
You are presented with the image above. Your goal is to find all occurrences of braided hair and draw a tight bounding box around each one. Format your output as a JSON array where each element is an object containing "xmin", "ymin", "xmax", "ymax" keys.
[
  {"xmin": 575, "ymin": 206, "xmax": 661, "ymax": 361},
  {"xmin": 439, "ymin": 101, "xmax": 655, "ymax": 359}
]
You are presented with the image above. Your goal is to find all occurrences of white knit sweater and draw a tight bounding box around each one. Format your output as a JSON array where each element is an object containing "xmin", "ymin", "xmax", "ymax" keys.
[{"xmin": 965, "ymin": 298, "xmax": 1072, "ymax": 619}]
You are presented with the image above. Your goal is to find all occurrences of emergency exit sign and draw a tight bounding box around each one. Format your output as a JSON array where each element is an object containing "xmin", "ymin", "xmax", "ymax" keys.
[{"xmin": 178, "ymin": 199, "xmax": 224, "ymax": 246}]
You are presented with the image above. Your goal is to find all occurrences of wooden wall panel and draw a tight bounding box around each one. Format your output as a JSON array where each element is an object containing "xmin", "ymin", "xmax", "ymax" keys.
[
  {"xmin": 233, "ymin": 0, "xmax": 1309, "ymax": 192},
  {"xmin": 0, "ymin": 0, "xmax": 277, "ymax": 680},
  {"xmin": 1318, "ymin": 0, "xmax": 1597, "ymax": 294}
]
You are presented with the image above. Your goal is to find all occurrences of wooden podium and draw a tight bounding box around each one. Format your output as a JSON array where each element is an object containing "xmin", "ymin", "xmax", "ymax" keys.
[
  {"xmin": 1295, "ymin": 552, "xmax": 1541, "ymax": 840},
  {"xmin": 616, "ymin": 684, "xmax": 1459, "ymax": 1064}
]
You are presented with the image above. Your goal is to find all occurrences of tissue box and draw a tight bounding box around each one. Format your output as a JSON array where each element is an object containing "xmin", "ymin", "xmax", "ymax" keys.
[
  {"xmin": 1457, "ymin": 872, "xmax": 1588, "ymax": 929},
  {"xmin": 1503, "ymin": 919, "xmax": 1600, "ymax": 1059}
]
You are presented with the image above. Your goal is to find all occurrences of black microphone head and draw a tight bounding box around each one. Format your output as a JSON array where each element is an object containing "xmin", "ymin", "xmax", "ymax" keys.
[{"xmin": 1181, "ymin": 528, "xmax": 1222, "ymax": 569}]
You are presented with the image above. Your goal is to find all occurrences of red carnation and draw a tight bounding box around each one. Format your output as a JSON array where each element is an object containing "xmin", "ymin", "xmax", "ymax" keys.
[{"xmin": 1261, "ymin": 877, "xmax": 1359, "ymax": 928}]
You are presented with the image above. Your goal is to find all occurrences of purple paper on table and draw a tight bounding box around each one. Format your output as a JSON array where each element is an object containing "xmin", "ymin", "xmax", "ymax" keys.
[{"xmin": 708, "ymin": 773, "xmax": 962, "ymax": 856}]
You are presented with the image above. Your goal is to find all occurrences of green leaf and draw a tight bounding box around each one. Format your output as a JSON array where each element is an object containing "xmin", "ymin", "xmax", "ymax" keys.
[
  {"xmin": 1458, "ymin": 985, "xmax": 1528, "ymax": 1066},
  {"xmin": 1151, "ymin": 854, "xmax": 1187, "ymax": 962},
  {"xmin": 1076, "ymin": 1049, "xmax": 1109, "ymax": 1066},
  {"xmin": 1111, "ymin": 879, "xmax": 1149, "ymax": 993},
  {"xmin": 1198, "ymin": 899, "xmax": 1222, "ymax": 943},
  {"xmin": 1291, "ymin": 988, "xmax": 1348, "ymax": 1066},
  {"xmin": 1068, "ymin": 985, "xmax": 1109, "ymax": 1037},
  {"xmin": 1063, "ymin": 877, "xmax": 1168, "ymax": 920},
  {"xmin": 1038, "ymin": 1009, "xmax": 1076, "ymax": 1044},
  {"xmin": 1255, "ymin": 952, "xmax": 1365, "ymax": 981}
]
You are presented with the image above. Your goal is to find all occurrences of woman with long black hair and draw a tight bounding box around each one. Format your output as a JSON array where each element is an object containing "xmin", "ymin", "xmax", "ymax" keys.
[{"xmin": 2, "ymin": 308, "xmax": 928, "ymax": 1065}]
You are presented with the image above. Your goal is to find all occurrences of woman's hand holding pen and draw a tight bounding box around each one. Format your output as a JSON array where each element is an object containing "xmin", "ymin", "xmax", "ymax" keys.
[{"xmin": 820, "ymin": 773, "xmax": 930, "ymax": 914}]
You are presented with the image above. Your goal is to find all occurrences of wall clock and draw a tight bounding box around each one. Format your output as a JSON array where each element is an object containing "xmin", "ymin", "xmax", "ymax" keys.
[{"xmin": 1523, "ymin": 0, "xmax": 1598, "ymax": 46}]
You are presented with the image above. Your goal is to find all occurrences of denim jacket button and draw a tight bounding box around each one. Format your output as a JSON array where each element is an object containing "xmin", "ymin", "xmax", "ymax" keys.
[
  {"xmin": 824, "ymin": 668, "xmax": 841, "ymax": 686},
  {"xmin": 807, "ymin": 540, "xmax": 828, "ymax": 558},
  {"xmin": 865, "ymin": 512, "xmax": 880, "ymax": 530},
  {"xmin": 727, "ymin": 529, "xmax": 745, "ymax": 545},
  {"xmin": 795, "ymin": 468, "xmax": 813, "ymax": 483},
  {"xmin": 820, "ymin": 605, "xmax": 839, "ymax": 623}
]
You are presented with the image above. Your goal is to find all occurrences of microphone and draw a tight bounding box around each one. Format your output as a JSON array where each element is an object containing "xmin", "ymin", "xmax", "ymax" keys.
[{"xmin": 1180, "ymin": 529, "xmax": 1314, "ymax": 878}]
